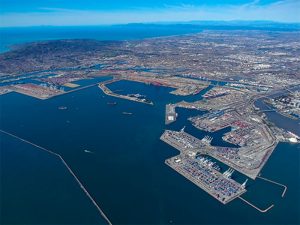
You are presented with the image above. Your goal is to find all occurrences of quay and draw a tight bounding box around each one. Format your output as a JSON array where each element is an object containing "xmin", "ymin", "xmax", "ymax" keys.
[
  {"xmin": 160, "ymin": 129, "xmax": 281, "ymax": 212},
  {"xmin": 166, "ymin": 156, "xmax": 246, "ymax": 204},
  {"xmin": 165, "ymin": 104, "xmax": 177, "ymax": 125},
  {"xmin": 0, "ymin": 129, "xmax": 113, "ymax": 225},
  {"xmin": 65, "ymin": 82, "xmax": 99, "ymax": 94},
  {"xmin": 165, "ymin": 101, "xmax": 203, "ymax": 125},
  {"xmin": 160, "ymin": 129, "xmax": 209, "ymax": 153},
  {"xmin": 161, "ymin": 130, "xmax": 247, "ymax": 204},
  {"xmin": 1, "ymin": 81, "xmax": 102, "ymax": 100}
]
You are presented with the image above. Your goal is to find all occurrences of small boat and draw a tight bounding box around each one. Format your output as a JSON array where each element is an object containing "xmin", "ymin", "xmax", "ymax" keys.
[
  {"xmin": 58, "ymin": 106, "xmax": 67, "ymax": 110},
  {"xmin": 107, "ymin": 102, "xmax": 117, "ymax": 105},
  {"xmin": 122, "ymin": 112, "xmax": 133, "ymax": 115},
  {"xmin": 84, "ymin": 149, "xmax": 93, "ymax": 154}
]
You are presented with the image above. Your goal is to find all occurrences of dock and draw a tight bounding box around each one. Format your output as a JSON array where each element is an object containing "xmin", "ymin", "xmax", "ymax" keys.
[
  {"xmin": 161, "ymin": 130, "xmax": 246, "ymax": 204},
  {"xmin": 165, "ymin": 101, "xmax": 202, "ymax": 125},
  {"xmin": 165, "ymin": 104, "xmax": 177, "ymax": 124},
  {"xmin": 166, "ymin": 155, "xmax": 246, "ymax": 204}
]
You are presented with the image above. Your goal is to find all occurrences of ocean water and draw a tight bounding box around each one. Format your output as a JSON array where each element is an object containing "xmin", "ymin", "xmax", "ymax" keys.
[
  {"xmin": 1, "ymin": 80, "xmax": 299, "ymax": 224},
  {"xmin": 2, "ymin": 23, "xmax": 298, "ymax": 53},
  {"xmin": 0, "ymin": 25, "xmax": 203, "ymax": 53},
  {"xmin": 0, "ymin": 132, "xmax": 107, "ymax": 225}
]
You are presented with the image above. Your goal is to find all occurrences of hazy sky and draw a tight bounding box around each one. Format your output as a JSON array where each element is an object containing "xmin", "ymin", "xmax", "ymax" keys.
[{"xmin": 1, "ymin": 0, "xmax": 300, "ymax": 27}]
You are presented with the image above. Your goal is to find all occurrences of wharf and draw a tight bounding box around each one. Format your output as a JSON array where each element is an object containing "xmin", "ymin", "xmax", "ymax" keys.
[
  {"xmin": 165, "ymin": 155, "xmax": 246, "ymax": 204},
  {"xmin": 165, "ymin": 104, "xmax": 177, "ymax": 125},
  {"xmin": 165, "ymin": 101, "xmax": 202, "ymax": 125},
  {"xmin": 161, "ymin": 130, "xmax": 246, "ymax": 204},
  {"xmin": 160, "ymin": 130, "xmax": 208, "ymax": 154}
]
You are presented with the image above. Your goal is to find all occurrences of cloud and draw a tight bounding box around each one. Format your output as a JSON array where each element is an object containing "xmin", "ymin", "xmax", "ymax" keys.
[
  {"xmin": 1, "ymin": 0, "xmax": 300, "ymax": 27},
  {"xmin": 228, "ymin": 0, "xmax": 300, "ymax": 21},
  {"xmin": 241, "ymin": 0, "xmax": 261, "ymax": 8}
]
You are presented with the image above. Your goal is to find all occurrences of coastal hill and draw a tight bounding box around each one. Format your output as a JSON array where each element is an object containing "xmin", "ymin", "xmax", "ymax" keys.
[{"xmin": 0, "ymin": 39, "xmax": 124, "ymax": 75}]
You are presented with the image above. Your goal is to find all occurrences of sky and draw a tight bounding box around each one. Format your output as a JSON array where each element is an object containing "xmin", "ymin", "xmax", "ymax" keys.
[{"xmin": 0, "ymin": 0, "xmax": 300, "ymax": 27}]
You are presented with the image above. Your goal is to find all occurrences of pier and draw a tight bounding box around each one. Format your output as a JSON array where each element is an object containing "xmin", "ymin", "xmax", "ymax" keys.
[
  {"xmin": 4, "ymin": 81, "xmax": 102, "ymax": 100},
  {"xmin": 65, "ymin": 82, "xmax": 99, "ymax": 94},
  {"xmin": 161, "ymin": 130, "xmax": 247, "ymax": 204},
  {"xmin": 0, "ymin": 129, "xmax": 113, "ymax": 225},
  {"xmin": 165, "ymin": 104, "xmax": 177, "ymax": 125},
  {"xmin": 166, "ymin": 156, "xmax": 246, "ymax": 204},
  {"xmin": 165, "ymin": 101, "xmax": 202, "ymax": 125}
]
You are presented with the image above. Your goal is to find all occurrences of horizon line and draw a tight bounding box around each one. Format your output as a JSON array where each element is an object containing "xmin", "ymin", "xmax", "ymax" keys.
[{"xmin": 1, "ymin": 19, "xmax": 300, "ymax": 29}]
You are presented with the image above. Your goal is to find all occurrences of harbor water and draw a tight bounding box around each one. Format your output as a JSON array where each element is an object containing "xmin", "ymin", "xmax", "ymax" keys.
[{"xmin": 1, "ymin": 80, "xmax": 299, "ymax": 224}]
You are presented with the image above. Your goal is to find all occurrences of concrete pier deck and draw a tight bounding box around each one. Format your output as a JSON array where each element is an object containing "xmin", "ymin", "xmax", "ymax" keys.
[
  {"xmin": 161, "ymin": 130, "xmax": 246, "ymax": 204},
  {"xmin": 166, "ymin": 155, "xmax": 246, "ymax": 204}
]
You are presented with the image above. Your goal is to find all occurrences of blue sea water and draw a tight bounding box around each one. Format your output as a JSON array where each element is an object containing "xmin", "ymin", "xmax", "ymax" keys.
[
  {"xmin": 0, "ymin": 25, "xmax": 203, "ymax": 53},
  {"xmin": 1, "ymin": 80, "xmax": 299, "ymax": 224},
  {"xmin": 0, "ymin": 132, "xmax": 107, "ymax": 225},
  {"xmin": 0, "ymin": 26, "xmax": 299, "ymax": 224}
]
